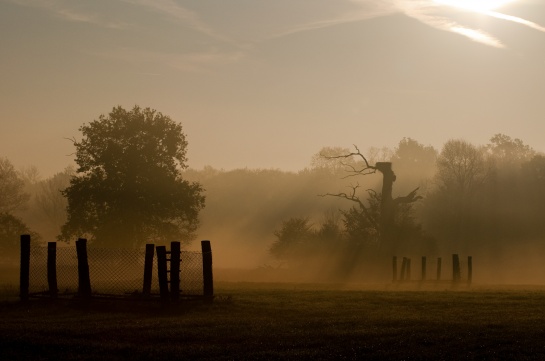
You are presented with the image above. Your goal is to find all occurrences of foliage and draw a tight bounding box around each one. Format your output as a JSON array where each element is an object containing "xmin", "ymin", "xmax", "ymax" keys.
[
  {"xmin": 35, "ymin": 167, "xmax": 74, "ymax": 230},
  {"xmin": 0, "ymin": 157, "xmax": 29, "ymax": 213},
  {"xmin": 60, "ymin": 106, "xmax": 205, "ymax": 247},
  {"xmin": 270, "ymin": 217, "xmax": 315, "ymax": 261},
  {"xmin": 0, "ymin": 212, "xmax": 38, "ymax": 254}
]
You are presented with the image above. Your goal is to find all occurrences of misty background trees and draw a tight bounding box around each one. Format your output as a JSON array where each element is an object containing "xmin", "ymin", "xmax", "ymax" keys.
[{"xmin": 1, "ymin": 130, "xmax": 545, "ymax": 281}]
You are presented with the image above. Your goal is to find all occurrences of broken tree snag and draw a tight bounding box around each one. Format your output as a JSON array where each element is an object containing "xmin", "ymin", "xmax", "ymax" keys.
[
  {"xmin": 321, "ymin": 148, "xmax": 423, "ymax": 256},
  {"xmin": 374, "ymin": 162, "xmax": 396, "ymax": 255}
]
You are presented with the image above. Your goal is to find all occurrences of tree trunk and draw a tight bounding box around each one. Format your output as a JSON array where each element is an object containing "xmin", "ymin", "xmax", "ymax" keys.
[{"xmin": 375, "ymin": 162, "xmax": 396, "ymax": 255}]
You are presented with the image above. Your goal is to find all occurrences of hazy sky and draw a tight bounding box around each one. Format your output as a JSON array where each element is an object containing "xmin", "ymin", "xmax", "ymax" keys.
[{"xmin": 2, "ymin": 0, "xmax": 545, "ymax": 176}]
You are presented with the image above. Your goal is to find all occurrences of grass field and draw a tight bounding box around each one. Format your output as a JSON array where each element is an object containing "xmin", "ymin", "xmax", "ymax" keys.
[{"xmin": 2, "ymin": 282, "xmax": 545, "ymax": 360}]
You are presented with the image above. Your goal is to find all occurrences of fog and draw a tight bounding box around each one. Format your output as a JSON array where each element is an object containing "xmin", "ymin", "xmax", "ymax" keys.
[{"xmin": 2, "ymin": 134, "xmax": 545, "ymax": 286}]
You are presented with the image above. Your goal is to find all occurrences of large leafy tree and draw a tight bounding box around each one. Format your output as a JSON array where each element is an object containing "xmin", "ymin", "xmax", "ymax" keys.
[{"xmin": 60, "ymin": 106, "xmax": 205, "ymax": 248}]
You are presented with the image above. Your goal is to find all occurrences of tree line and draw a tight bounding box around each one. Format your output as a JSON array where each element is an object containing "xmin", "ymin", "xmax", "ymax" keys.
[{"xmin": 1, "ymin": 105, "xmax": 543, "ymax": 276}]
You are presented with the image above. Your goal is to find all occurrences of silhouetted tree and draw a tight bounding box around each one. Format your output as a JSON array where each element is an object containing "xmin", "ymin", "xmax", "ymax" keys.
[
  {"xmin": 424, "ymin": 139, "xmax": 492, "ymax": 252},
  {"xmin": 35, "ymin": 167, "xmax": 74, "ymax": 234},
  {"xmin": 0, "ymin": 157, "xmax": 29, "ymax": 213},
  {"xmin": 270, "ymin": 217, "xmax": 314, "ymax": 262},
  {"xmin": 322, "ymin": 146, "xmax": 422, "ymax": 255},
  {"xmin": 0, "ymin": 212, "xmax": 37, "ymax": 255},
  {"xmin": 0, "ymin": 157, "xmax": 38, "ymax": 253},
  {"xmin": 60, "ymin": 106, "xmax": 205, "ymax": 248},
  {"xmin": 391, "ymin": 138, "xmax": 437, "ymax": 192}
]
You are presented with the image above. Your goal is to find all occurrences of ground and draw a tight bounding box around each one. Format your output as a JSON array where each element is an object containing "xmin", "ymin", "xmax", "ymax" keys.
[{"xmin": 1, "ymin": 282, "xmax": 545, "ymax": 360}]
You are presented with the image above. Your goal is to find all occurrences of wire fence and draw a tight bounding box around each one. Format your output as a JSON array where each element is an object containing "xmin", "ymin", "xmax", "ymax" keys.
[{"xmin": 28, "ymin": 245, "xmax": 204, "ymax": 297}]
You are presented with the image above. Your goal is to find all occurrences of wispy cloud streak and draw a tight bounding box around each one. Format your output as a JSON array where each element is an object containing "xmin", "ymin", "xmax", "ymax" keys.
[
  {"xmin": 120, "ymin": 0, "xmax": 234, "ymax": 44},
  {"xmin": 344, "ymin": 0, "xmax": 545, "ymax": 48}
]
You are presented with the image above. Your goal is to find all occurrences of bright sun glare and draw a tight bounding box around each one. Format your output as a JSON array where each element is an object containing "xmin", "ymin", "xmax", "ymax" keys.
[{"xmin": 434, "ymin": 0, "xmax": 516, "ymax": 12}]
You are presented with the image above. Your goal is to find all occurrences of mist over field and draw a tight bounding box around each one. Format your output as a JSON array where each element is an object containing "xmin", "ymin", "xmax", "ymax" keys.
[
  {"xmin": 2, "ymin": 0, "xmax": 545, "ymax": 288},
  {"xmin": 3, "ymin": 134, "xmax": 544, "ymax": 286}
]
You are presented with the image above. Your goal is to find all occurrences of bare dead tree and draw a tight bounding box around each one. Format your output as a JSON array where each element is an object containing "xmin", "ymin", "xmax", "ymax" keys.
[{"xmin": 321, "ymin": 145, "xmax": 422, "ymax": 254}]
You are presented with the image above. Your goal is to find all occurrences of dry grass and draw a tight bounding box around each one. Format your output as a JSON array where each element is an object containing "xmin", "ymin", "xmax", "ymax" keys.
[{"xmin": 1, "ymin": 282, "xmax": 545, "ymax": 360}]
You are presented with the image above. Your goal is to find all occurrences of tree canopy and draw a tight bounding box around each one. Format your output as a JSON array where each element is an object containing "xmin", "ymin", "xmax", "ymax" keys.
[
  {"xmin": 60, "ymin": 106, "xmax": 205, "ymax": 248},
  {"xmin": 0, "ymin": 157, "xmax": 29, "ymax": 213}
]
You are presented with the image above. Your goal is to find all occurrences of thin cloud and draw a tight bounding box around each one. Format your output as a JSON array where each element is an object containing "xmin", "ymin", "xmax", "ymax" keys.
[
  {"xmin": 92, "ymin": 47, "xmax": 246, "ymax": 73},
  {"xmin": 270, "ymin": 1, "xmax": 396, "ymax": 40},
  {"xmin": 345, "ymin": 0, "xmax": 545, "ymax": 48},
  {"xmin": 6, "ymin": 0, "xmax": 128, "ymax": 29},
  {"xmin": 485, "ymin": 11, "xmax": 545, "ymax": 33},
  {"xmin": 120, "ymin": 0, "xmax": 234, "ymax": 44},
  {"xmin": 56, "ymin": 8, "xmax": 128, "ymax": 29},
  {"xmin": 391, "ymin": 0, "xmax": 504, "ymax": 47}
]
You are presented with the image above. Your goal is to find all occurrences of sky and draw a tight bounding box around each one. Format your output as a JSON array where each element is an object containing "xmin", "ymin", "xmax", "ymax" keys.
[{"xmin": 2, "ymin": 0, "xmax": 545, "ymax": 176}]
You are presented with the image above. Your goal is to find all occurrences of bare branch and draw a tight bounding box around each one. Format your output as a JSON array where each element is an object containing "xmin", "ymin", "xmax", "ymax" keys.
[
  {"xmin": 319, "ymin": 184, "xmax": 378, "ymax": 228},
  {"xmin": 322, "ymin": 144, "xmax": 377, "ymax": 176},
  {"xmin": 393, "ymin": 187, "xmax": 423, "ymax": 205}
]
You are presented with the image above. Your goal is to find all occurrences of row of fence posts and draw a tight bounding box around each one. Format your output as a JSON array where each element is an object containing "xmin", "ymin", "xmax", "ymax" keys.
[
  {"xmin": 19, "ymin": 234, "xmax": 213, "ymax": 301},
  {"xmin": 392, "ymin": 254, "xmax": 473, "ymax": 285}
]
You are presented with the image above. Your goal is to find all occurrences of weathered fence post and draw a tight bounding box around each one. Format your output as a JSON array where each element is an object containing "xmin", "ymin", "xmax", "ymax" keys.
[
  {"xmin": 47, "ymin": 242, "xmax": 58, "ymax": 298},
  {"xmin": 467, "ymin": 256, "xmax": 473, "ymax": 285},
  {"xmin": 156, "ymin": 246, "xmax": 169, "ymax": 300},
  {"xmin": 437, "ymin": 257, "xmax": 442, "ymax": 281},
  {"xmin": 20, "ymin": 234, "xmax": 31, "ymax": 301},
  {"xmin": 421, "ymin": 256, "xmax": 427, "ymax": 281},
  {"xmin": 76, "ymin": 238, "xmax": 92, "ymax": 298},
  {"xmin": 392, "ymin": 256, "xmax": 398, "ymax": 282},
  {"xmin": 170, "ymin": 242, "xmax": 180, "ymax": 301},
  {"xmin": 142, "ymin": 244, "xmax": 155, "ymax": 296},
  {"xmin": 400, "ymin": 257, "xmax": 407, "ymax": 281},
  {"xmin": 407, "ymin": 258, "xmax": 411, "ymax": 281},
  {"xmin": 452, "ymin": 254, "xmax": 461, "ymax": 284},
  {"xmin": 201, "ymin": 240, "xmax": 213, "ymax": 300}
]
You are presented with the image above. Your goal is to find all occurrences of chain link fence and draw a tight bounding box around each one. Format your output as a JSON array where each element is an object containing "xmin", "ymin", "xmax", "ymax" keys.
[{"xmin": 28, "ymin": 245, "xmax": 204, "ymax": 297}]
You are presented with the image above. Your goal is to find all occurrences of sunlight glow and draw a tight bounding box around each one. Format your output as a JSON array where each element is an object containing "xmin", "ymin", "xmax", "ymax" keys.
[{"xmin": 434, "ymin": 0, "xmax": 516, "ymax": 12}]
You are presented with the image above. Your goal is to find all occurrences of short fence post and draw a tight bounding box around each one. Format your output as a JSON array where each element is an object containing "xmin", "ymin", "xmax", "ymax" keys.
[
  {"xmin": 201, "ymin": 240, "xmax": 213, "ymax": 300},
  {"xmin": 20, "ymin": 234, "xmax": 31, "ymax": 302},
  {"xmin": 156, "ymin": 246, "xmax": 169, "ymax": 300},
  {"xmin": 400, "ymin": 257, "xmax": 407, "ymax": 281},
  {"xmin": 392, "ymin": 256, "xmax": 398, "ymax": 282},
  {"xmin": 170, "ymin": 242, "xmax": 180, "ymax": 301},
  {"xmin": 437, "ymin": 257, "xmax": 442, "ymax": 281},
  {"xmin": 421, "ymin": 256, "xmax": 427, "ymax": 281},
  {"xmin": 76, "ymin": 238, "xmax": 92, "ymax": 298},
  {"xmin": 467, "ymin": 256, "xmax": 473, "ymax": 285},
  {"xmin": 407, "ymin": 258, "xmax": 411, "ymax": 281},
  {"xmin": 142, "ymin": 244, "xmax": 155, "ymax": 296},
  {"xmin": 47, "ymin": 242, "xmax": 58, "ymax": 298},
  {"xmin": 452, "ymin": 254, "xmax": 461, "ymax": 284}
]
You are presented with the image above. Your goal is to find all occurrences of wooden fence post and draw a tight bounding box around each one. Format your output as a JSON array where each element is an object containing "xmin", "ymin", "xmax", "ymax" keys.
[
  {"xmin": 452, "ymin": 254, "xmax": 461, "ymax": 284},
  {"xmin": 400, "ymin": 257, "xmax": 407, "ymax": 281},
  {"xmin": 20, "ymin": 234, "xmax": 31, "ymax": 302},
  {"xmin": 170, "ymin": 242, "xmax": 180, "ymax": 301},
  {"xmin": 201, "ymin": 240, "xmax": 213, "ymax": 300},
  {"xmin": 437, "ymin": 257, "xmax": 442, "ymax": 281},
  {"xmin": 76, "ymin": 238, "xmax": 92, "ymax": 298},
  {"xmin": 421, "ymin": 256, "xmax": 427, "ymax": 281},
  {"xmin": 467, "ymin": 256, "xmax": 473, "ymax": 285},
  {"xmin": 156, "ymin": 246, "xmax": 169, "ymax": 300},
  {"xmin": 47, "ymin": 242, "xmax": 58, "ymax": 298},
  {"xmin": 142, "ymin": 244, "xmax": 155, "ymax": 296},
  {"xmin": 407, "ymin": 258, "xmax": 411, "ymax": 281},
  {"xmin": 392, "ymin": 256, "xmax": 398, "ymax": 282}
]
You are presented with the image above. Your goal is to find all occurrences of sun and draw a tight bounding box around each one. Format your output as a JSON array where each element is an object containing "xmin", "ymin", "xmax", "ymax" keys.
[{"xmin": 434, "ymin": 0, "xmax": 516, "ymax": 12}]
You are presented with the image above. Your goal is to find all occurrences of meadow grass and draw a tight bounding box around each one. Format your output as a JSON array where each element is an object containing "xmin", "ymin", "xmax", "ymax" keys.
[{"xmin": 1, "ymin": 282, "xmax": 545, "ymax": 360}]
